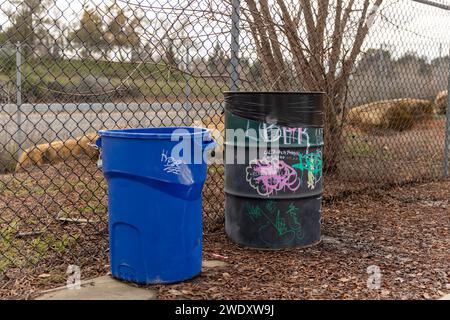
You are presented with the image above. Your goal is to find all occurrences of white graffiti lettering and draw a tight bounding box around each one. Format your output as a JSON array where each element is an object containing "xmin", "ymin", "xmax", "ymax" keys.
[{"xmin": 161, "ymin": 150, "xmax": 185, "ymax": 175}]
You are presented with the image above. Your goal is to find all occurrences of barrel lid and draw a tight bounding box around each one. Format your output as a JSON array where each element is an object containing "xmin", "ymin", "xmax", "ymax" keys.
[
  {"xmin": 224, "ymin": 91, "xmax": 324, "ymax": 128},
  {"xmin": 223, "ymin": 91, "xmax": 325, "ymax": 95}
]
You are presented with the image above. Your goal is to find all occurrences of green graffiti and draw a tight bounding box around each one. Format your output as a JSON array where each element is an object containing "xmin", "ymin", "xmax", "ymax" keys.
[
  {"xmin": 245, "ymin": 201, "xmax": 304, "ymax": 245},
  {"xmin": 286, "ymin": 203, "xmax": 301, "ymax": 226},
  {"xmin": 245, "ymin": 203, "xmax": 262, "ymax": 221},
  {"xmin": 287, "ymin": 203, "xmax": 299, "ymax": 217},
  {"xmin": 292, "ymin": 151, "xmax": 322, "ymax": 189},
  {"xmin": 274, "ymin": 211, "xmax": 287, "ymax": 236},
  {"xmin": 265, "ymin": 200, "xmax": 276, "ymax": 213}
]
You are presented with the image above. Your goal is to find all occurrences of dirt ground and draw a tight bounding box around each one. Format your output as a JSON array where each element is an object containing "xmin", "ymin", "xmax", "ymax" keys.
[{"xmin": 1, "ymin": 174, "xmax": 449, "ymax": 299}]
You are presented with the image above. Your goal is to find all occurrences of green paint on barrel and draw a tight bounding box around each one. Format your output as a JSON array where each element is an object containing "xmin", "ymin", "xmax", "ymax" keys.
[{"xmin": 224, "ymin": 92, "xmax": 324, "ymax": 249}]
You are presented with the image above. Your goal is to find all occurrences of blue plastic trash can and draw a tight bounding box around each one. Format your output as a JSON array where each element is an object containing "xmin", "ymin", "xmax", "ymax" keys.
[{"xmin": 96, "ymin": 127, "xmax": 215, "ymax": 284}]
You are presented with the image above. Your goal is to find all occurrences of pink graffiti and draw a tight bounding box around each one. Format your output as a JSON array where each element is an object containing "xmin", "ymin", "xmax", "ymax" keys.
[{"xmin": 246, "ymin": 157, "xmax": 300, "ymax": 196}]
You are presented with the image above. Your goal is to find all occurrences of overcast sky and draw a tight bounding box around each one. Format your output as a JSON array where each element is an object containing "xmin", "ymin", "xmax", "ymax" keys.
[
  {"xmin": 368, "ymin": 0, "xmax": 450, "ymax": 59},
  {"xmin": 0, "ymin": 0, "xmax": 449, "ymax": 60}
]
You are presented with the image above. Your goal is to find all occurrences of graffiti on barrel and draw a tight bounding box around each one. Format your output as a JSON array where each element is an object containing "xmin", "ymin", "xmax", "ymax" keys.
[
  {"xmin": 292, "ymin": 150, "xmax": 323, "ymax": 190},
  {"xmin": 245, "ymin": 201, "xmax": 304, "ymax": 245},
  {"xmin": 246, "ymin": 156, "xmax": 300, "ymax": 196},
  {"xmin": 245, "ymin": 122, "xmax": 316, "ymax": 146},
  {"xmin": 245, "ymin": 150, "xmax": 323, "ymax": 196}
]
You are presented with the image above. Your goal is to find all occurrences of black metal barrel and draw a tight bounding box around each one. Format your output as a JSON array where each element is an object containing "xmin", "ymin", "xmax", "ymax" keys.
[{"xmin": 224, "ymin": 92, "xmax": 324, "ymax": 249}]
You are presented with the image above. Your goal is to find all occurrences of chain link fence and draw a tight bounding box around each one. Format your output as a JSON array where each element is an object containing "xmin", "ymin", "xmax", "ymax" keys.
[{"xmin": 0, "ymin": 0, "xmax": 449, "ymax": 295}]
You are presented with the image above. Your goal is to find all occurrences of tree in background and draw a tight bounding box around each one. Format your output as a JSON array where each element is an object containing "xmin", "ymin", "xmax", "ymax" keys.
[
  {"xmin": 164, "ymin": 35, "xmax": 179, "ymax": 68},
  {"xmin": 356, "ymin": 48, "xmax": 393, "ymax": 75},
  {"xmin": 154, "ymin": 20, "xmax": 189, "ymax": 74},
  {"xmin": 69, "ymin": 6, "xmax": 107, "ymax": 59},
  {"xmin": 128, "ymin": 13, "xmax": 149, "ymax": 62},
  {"xmin": 0, "ymin": 31, "xmax": 7, "ymax": 45},
  {"xmin": 104, "ymin": 2, "xmax": 128, "ymax": 60},
  {"xmin": 431, "ymin": 56, "xmax": 449, "ymax": 69},
  {"xmin": 45, "ymin": 6, "xmax": 66, "ymax": 59},
  {"xmin": 104, "ymin": 2, "xmax": 144, "ymax": 62},
  {"xmin": 397, "ymin": 52, "xmax": 432, "ymax": 76},
  {"xmin": 207, "ymin": 41, "xmax": 229, "ymax": 77},
  {"xmin": 233, "ymin": 0, "xmax": 384, "ymax": 171},
  {"xmin": 3, "ymin": 0, "xmax": 51, "ymax": 56}
]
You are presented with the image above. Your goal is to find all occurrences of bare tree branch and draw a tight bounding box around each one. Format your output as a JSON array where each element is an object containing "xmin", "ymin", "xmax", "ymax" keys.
[
  {"xmin": 245, "ymin": 0, "xmax": 282, "ymax": 88},
  {"xmin": 259, "ymin": 0, "xmax": 290, "ymax": 89}
]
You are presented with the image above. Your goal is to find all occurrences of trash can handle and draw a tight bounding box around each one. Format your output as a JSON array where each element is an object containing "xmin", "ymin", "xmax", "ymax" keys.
[{"xmin": 95, "ymin": 137, "xmax": 102, "ymax": 149}]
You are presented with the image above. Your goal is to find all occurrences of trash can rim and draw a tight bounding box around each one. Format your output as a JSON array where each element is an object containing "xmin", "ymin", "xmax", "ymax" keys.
[{"xmin": 98, "ymin": 126, "xmax": 211, "ymax": 140}]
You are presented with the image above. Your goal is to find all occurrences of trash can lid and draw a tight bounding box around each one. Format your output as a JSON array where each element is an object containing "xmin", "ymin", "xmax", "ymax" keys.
[{"xmin": 98, "ymin": 127, "xmax": 211, "ymax": 140}]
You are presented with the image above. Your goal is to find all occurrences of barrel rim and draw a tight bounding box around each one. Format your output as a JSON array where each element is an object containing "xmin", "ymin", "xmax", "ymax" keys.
[
  {"xmin": 223, "ymin": 91, "xmax": 325, "ymax": 95},
  {"xmin": 98, "ymin": 126, "xmax": 211, "ymax": 140}
]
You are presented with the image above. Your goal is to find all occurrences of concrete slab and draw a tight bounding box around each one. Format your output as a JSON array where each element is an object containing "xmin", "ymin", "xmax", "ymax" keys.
[
  {"xmin": 36, "ymin": 275, "xmax": 156, "ymax": 300},
  {"xmin": 36, "ymin": 260, "xmax": 228, "ymax": 300},
  {"xmin": 202, "ymin": 260, "xmax": 228, "ymax": 269}
]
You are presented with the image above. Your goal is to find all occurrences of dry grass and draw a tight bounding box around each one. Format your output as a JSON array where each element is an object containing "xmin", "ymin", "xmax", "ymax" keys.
[
  {"xmin": 339, "ymin": 117, "xmax": 444, "ymax": 185},
  {"xmin": 0, "ymin": 143, "xmax": 17, "ymax": 174},
  {"xmin": 347, "ymin": 98, "xmax": 434, "ymax": 132}
]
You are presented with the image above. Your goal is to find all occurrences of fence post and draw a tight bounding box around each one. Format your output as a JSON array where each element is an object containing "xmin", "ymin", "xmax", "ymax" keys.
[
  {"xmin": 183, "ymin": 40, "xmax": 192, "ymax": 110},
  {"xmin": 229, "ymin": 0, "xmax": 240, "ymax": 92},
  {"xmin": 15, "ymin": 41, "xmax": 23, "ymax": 161},
  {"xmin": 444, "ymin": 52, "xmax": 450, "ymax": 177}
]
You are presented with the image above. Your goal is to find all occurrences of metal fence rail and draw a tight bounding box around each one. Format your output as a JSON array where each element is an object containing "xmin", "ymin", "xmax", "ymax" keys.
[{"xmin": 0, "ymin": 0, "xmax": 449, "ymax": 281}]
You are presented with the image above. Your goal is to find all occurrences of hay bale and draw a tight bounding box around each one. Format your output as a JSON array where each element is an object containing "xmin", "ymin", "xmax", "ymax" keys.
[
  {"xmin": 347, "ymin": 98, "xmax": 433, "ymax": 131},
  {"xmin": 16, "ymin": 132, "xmax": 99, "ymax": 172},
  {"xmin": 433, "ymin": 90, "xmax": 448, "ymax": 114},
  {"xmin": 383, "ymin": 105, "xmax": 414, "ymax": 131},
  {"xmin": 15, "ymin": 144, "xmax": 49, "ymax": 170}
]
